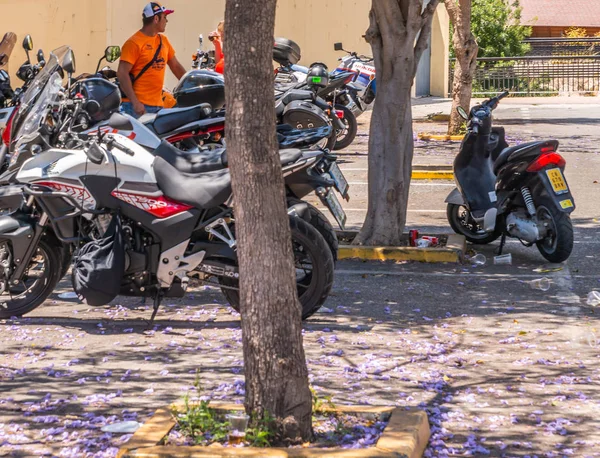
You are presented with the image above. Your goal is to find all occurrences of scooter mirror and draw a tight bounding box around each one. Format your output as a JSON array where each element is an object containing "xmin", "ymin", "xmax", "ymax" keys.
[
  {"xmin": 334, "ymin": 42, "xmax": 344, "ymax": 51},
  {"xmin": 457, "ymin": 106, "xmax": 469, "ymax": 120}
]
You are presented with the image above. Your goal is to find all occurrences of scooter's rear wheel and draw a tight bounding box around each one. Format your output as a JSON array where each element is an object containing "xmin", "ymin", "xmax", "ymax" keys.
[
  {"xmin": 535, "ymin": 199, "xmax": 573, "ymax": 263},
  {"xmin": 447, "ymin": 203, "xmax": 502, "ymax": 244}
]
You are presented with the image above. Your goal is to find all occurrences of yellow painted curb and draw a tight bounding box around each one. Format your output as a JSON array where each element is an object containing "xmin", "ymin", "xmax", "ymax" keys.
[
  {"xmin": 118, "ymin": 403, "xmax": 430, "ymax": 458},
  {"xmin": 411, "ymin": 170, "xmax": 454, "ymax": 180},
  {"xmin": 338, "ymin": 246, "xmax": 459, "ymax": 263},
  {"xmin": 417, "ymin": 133, "xmax": 464, "ymax": 141}
]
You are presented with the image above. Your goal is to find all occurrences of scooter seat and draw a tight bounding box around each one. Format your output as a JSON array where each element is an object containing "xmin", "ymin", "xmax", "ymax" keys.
[
  {"xmin": 150, "ymin": 104, "xmax": 213, "ymax": 136},
  {"xmin": 493, "ymin": 141, "xmax": 548, "ymax": 174}
]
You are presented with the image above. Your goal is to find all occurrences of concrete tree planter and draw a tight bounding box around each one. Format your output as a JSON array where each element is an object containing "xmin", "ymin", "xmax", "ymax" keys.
[{"xmin": 117, "ymin": 403, "xmax": 430, "ymax": 458}]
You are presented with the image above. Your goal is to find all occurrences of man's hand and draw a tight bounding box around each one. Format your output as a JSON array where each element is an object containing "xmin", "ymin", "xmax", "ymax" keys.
[{"xmin": 133, "ymin": 100, "xmax": 146, "ymax": 116}]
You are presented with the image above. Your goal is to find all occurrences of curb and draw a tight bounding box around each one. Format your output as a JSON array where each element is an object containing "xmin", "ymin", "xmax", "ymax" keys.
[
  {"xmin": 412, "ymin": 170, "xmax": 454, "ymax": 180},
  {"xmin": 336, "ymin": 233, "xmax": 466, "ymax": 263},
  {"xmin": 118, "ymin": 402, "xmax": 431, "ymax": 458},
  {"xmin": 417, "ymin": 133, "xmax": 464, "ymax": 141}
]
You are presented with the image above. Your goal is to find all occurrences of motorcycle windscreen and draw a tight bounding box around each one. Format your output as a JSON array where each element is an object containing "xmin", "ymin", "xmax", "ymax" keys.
[{"xmin": 0, "ymin": 32, "xmax": 17, "ymax": 71}]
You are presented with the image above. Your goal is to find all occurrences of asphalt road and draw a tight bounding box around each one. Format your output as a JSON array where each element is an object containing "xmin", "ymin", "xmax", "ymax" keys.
[{"xmin": 1, "ymin": 99, "xmax": 599, "ymax": 457}]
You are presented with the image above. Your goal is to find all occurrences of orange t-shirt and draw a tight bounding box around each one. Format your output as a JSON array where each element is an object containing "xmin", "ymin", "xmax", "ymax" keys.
[{"xmin": 120, "ymin": 31, "xmax": 175, "ymax": 107}]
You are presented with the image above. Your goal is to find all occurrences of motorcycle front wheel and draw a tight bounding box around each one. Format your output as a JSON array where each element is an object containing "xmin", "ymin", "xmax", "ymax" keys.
[
  {"xmin": 219, "ymin": 216, "xmax": 335, "ymax": 320},
  {"xmin": 447, "ymin": 203, "xmax": 502, "ymax": 244},
  {"xmin": 0, "ymin": 237, "xmax": 63, "ymax": 318}
]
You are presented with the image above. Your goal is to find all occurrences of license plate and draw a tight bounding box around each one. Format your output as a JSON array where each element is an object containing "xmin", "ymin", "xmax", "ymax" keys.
[
  {"xmin": 328, "ymin": 162, "xmax": 349, "ymax": 199},
  {"xmin": 320, "ymin": 189, "xmax": 347, "ymax": 230},
  {"xmin": 546, "ymin": 168, "xmax": 568, "ymax": 194},
  {"xmin": 560, "ymin": 199, "xmax": 574, "ymax": 209}
]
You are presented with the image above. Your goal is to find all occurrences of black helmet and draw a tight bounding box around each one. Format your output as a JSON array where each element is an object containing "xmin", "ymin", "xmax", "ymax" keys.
[
  {"xmin": 306, "ymin": 62, "xmax": 329, "ymax": 89},
  {"xmin": 173, "ymin": 70, "xmax": 225, "ymax": 109},
  {"xmin": 77, "ymin": 78, "xmax": 121, "ymax": 122}
]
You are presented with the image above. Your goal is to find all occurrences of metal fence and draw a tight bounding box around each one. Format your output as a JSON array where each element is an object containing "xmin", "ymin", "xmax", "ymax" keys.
[
  {"xmin": 449, "ymin": 55, "xmax": 600, "ymax": 97},
  {"xmin": 524, "ymin": 38, "xmax": 600, "ymax": 57}
]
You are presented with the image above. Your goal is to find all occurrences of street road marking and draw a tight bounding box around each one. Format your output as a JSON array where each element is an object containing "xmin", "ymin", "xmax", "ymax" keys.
[
  {"xmin": 348, "ymin": 182, "xmax": 454, "ymax": 186},
  {"xmin": 335, "ymin": 269, "xmax": 597, "ymax": 279}
]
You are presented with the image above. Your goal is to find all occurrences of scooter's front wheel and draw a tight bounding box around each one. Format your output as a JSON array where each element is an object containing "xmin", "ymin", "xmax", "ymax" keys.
[
  {"xmin": 535, "ymin": 198, "xmax": 573, "ymax": 263},
  {"xmin": 447, "ymin": 203, "xmax": 502, "ymax": 244}
]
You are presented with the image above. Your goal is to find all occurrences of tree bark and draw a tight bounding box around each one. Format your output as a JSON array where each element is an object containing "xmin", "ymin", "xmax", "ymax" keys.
[
  {"xmin": 445, "ymin": 0, "xmax": 478, "ymax": 135},
  {"xmin": 353, "ymin": 0, "xmax": 441, "ymax": 246},
  {"xmin": 223, "ymin": 0, "xmax": 312, "ymax": 444}
]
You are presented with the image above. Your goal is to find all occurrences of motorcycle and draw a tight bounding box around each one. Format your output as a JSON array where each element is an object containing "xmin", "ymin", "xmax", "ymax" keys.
[
  {"xmin": 0, "ymin": 45, "xmax": 337, "ymax": 321},
  {"xmin": 445, "ymin": 91, "xmax": 575, "ymax": 263}
]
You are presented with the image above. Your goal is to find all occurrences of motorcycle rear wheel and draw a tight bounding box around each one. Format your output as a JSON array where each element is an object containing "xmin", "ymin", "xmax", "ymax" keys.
[
  {"xmin": 535, "ymin": 199, "xmax": 573, "ymax": 263},
  {"xmin": 332, "ymin": 105, "xmax": 358, "ymax": 151},
  {"xmin": 219, "ymin": 216, "xmax": 335, "ymax": 320}
]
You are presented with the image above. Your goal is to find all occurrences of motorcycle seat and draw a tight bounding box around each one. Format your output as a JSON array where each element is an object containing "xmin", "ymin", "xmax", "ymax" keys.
[
  {"xmin": 493, "ymin": 140, "xmax": 551, "ymax": 174},
  {"xmin": 154, "ymin": 140, "xmax": 304, "ymax": 175},
  {"xmin": 154, "ymin": 156, "xmax": 232, "ymax": 210},
  {"xmin": 147, "ymin": 104, "xmax": 213, "ymax": 136},
  {"xmin": 153, "ymin": 142, "xmax": 304, "ymax": 210},
  {"xmin": 154, "ymin": 140, "xmax": 227, "ymax": 174}
]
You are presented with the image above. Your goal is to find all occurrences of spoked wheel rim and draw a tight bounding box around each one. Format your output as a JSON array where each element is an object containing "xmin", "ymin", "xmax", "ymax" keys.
[
  {"xmin": 455, "ymin": 205, "xmax": 489, "ymax": 239},
  {"xmin": 293, "ymin": 238, "xmax": 316, "ymax": 299},
  {"xmin": 537, "ymin": 205, "xmax": 558, "ymax": 253},
  {"xmin": 0, "ymin": 244, "xmax": 53, "ymax": 316},
  {"xmin": 336, "ymin": 118, "xmax": 350, "ymax": 142}
]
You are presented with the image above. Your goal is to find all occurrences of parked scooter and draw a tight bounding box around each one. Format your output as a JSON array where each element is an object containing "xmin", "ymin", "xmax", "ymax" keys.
[{"xmin": 445, "ymin": 91, "xmax": 575, "ymax": 263}]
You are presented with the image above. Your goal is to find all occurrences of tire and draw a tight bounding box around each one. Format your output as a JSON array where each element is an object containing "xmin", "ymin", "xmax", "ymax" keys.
[
  {"xmin": 535, "ymin": 198, "xmax": 574, "ymax": 263},
  {"xmin": 287, "ymin": 197, "xmax": 338, "ymax": 262},
  {"xmin": 59, "ymin": 247, "xmax": 72, "ymax": 280},
  {"xmin": 220, "ymin": 216, "xmax": 335, "ymax": 320},
  {"xmin": 332, "ymin": 105, "xmax": 358, "ymax": 151},
  {"xmin": 0, "ymin": 237, "xmax": 63, "ymax": 318},
  {"xmin": 447, "ymin": 203, "xmax": 502, "ymax": 244}
]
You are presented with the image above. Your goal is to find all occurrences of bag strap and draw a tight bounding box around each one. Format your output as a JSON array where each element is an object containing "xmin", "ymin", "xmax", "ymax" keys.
[{"xmin": 131, "ymin": 35, "xmax": 163, "ymax": 84}]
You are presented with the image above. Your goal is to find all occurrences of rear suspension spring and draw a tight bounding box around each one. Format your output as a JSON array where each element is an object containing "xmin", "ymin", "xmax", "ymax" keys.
[{"xmin": 521, "ymin": 187, "xmax": 536, "ymax": 216}]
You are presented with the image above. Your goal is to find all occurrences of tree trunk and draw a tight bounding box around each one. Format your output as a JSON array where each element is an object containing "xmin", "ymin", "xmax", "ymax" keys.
[
  {"xmin": 223, "ymin": 0, "xmax": 312, "ymax": 444},
  {"xmin": 353, "ymin": 0, "xmax": 441, "ymax": 246},
  {"xmin": 445, "ymin": 0, "xmax": 478, "ymax": 135}
]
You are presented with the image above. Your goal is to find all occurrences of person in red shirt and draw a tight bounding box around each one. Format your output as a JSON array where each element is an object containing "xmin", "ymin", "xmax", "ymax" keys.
[
  {"xmin": 117, "ymin": 2, "xmax": 187, "ymax": 118},
  {"xmin": 209, "ymin": 21, "xmax": 225, "ymax": 74}
]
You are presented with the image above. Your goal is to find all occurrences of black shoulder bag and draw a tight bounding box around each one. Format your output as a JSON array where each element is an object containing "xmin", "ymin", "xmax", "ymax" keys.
[{"xmin": 122, "ymin": 35, "xmax": 163, "ymax": 98}]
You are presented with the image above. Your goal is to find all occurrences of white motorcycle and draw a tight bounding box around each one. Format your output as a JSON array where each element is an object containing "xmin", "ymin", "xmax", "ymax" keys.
[{"xmin": 0, "ymin": 46, "xmax": 335, "ymax": 320}]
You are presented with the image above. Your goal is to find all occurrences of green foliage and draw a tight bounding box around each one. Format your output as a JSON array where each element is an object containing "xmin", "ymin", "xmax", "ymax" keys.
[
  {"xmin": 450, "ymin": 0, "xmax": 532, "ymax": 58},
  {"xmin": 245, "ymin": 411, "xmax": 276, "ymax": 447},
  {"xmin": 311, "ymin": 386, "xmax": 336, "ymax": 415},
  {"xmin": 171, "ymin": 371, "xmax": 230, "ymax": 445}
]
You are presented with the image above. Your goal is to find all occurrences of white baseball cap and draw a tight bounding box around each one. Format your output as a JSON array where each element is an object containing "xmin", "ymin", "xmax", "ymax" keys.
[{"xmin": 142, "ymin": 2, "xmax": 174, "ymax": 19}]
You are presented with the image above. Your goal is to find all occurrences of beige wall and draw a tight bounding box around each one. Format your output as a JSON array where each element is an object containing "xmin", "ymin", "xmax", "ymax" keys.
[{"xmin": 0, "ymin": 0, "xmax": 449, "ymax": 96}]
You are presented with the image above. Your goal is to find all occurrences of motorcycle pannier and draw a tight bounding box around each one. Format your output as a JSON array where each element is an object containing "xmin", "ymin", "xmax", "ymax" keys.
[
  {"xmin": 72, "ymin": 215, "xmax": 126, "ymax": 306},
  {"xmin": 273, "ymin": 38, "xmax": 301, "ymax": 66}
]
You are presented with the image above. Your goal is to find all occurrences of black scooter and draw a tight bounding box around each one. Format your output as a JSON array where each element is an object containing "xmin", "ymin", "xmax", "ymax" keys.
[{"xmin": 445, "ymin": 91, "xmax": 575, "ymax": 263}]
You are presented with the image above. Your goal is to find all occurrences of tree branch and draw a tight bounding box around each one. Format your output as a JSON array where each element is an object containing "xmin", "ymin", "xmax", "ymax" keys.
[
  {"xmin": 413, "ymin": 0, "xmax": 441, "ymax": 74},
  {"xmin": 372, "ymin": 0, "xmax": 405, "ymax": 38}
]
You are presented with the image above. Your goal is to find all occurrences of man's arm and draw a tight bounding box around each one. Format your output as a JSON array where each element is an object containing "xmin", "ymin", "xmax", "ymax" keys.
[
  {"xmin": 168, "ymin": 56, "xmax": 187, "ymax": 80},
  {"xmin": 117, "ymin": 61, "xmax": 146, "ymax": 115}
]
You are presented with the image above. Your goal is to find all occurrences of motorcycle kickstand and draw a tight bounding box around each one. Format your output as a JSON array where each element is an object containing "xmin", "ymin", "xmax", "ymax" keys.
[
  {"xmin": 495, "ymin": 233, "xmax": 507, "ymax": 256},
  {"xmin": 148, "ymin": 292, "xmax": 164, "ymax": 324}
]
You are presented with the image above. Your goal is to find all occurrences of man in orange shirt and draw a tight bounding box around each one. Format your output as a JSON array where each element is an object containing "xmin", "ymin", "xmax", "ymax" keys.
[{"xmin": 118, "ymin": 2, "xmax": 187, "ymax": 118}]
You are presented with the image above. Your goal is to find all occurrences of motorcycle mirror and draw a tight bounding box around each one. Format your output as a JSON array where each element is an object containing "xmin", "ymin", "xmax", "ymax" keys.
[
  {"xmin": 457, "ymin": 106, "xmax": 469, "ymax": 120},
  {"xmin": 22, "ymin": 35, "xmax": 33, "ymax": 52},
  {"xmin": 36, "ymin": 49, "xmax": 45, "ymax": 65},
  {"xmin": 334, "ymin": 42, "xmax": 344, "ymax": 51},
  {"xmin": 199, "ymin": 34, "xmax": 203, "ymax": 46},
  {"xmin": 62, "ymin": 49, "xmax": 76, "ymax": 75},
  {"xmin": 108, "ymin": 112, "xmax": 134, "ymax": 131},
  {"xmin": 105, "ymin": 46, "xmax": 121, "ymax": 63}
]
